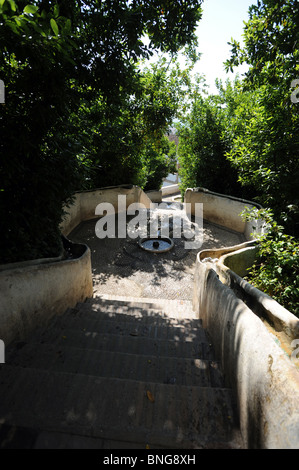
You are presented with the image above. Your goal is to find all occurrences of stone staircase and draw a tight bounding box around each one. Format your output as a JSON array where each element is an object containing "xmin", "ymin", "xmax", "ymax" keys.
[{"xmin": 0, "ymin": 295, "xmax": 243, "ymax": 449}]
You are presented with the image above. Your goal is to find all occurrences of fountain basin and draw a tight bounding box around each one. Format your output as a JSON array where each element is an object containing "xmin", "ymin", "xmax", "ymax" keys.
[{"xmin": 138, "ymin": 236, "xmax": 174, "ymax": 253}]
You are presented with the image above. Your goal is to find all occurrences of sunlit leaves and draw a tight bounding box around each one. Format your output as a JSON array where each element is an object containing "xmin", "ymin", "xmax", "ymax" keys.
[
  {"xmin": 8, "ymin": 0, "xmax": 16, "ymax": 11},
  {"xmin": 50, "ymin": 18, "xmax": 59, "ymax": 36},
  {"xmin": 177, "ymin": 77, "xmax": 244, "ymax": 198},
  {"xmin": 225, "ymin": 0, "xmax": 299, "ymax": 88},
  {"xmin": 23, "ymin": 4, "xmax": 38, "ymax": 15}
]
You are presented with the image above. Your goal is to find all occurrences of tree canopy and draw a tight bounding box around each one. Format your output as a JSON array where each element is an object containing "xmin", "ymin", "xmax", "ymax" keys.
[
  {"xmin": 179, "ymin": 0, "xmax": 298, "ymax": 235},
  {"xmin": 176, "ymin": 0, "xmax": 299, "ymax": 314},
  {"xmin": 224, "ymin": 0, "xmax": 299, "ymax": 235},
  {"xmin": 0, "ymin": 0, "xmax": 203, "ymax": 263}
]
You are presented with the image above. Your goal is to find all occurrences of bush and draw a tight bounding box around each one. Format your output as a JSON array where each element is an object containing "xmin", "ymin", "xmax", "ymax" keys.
[
  {"xmin": 177, "ymin": 89, "xmax": 246, "ymax": 199},
  {"xmin": 242, "ymin": 208, "xmax": 299, "ymax": 317},
  {"xmin": 143, "ymin": 137, "xmax": 177, "ymax": 191}
]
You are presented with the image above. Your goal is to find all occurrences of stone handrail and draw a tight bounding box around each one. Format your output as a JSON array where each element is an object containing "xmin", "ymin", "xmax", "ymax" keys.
[{"xmin": 192, "ymin": 245, "xmax": 299, "ymax": 448}]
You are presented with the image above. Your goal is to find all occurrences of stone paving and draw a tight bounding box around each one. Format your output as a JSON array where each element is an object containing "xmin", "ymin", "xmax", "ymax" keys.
[{"xmin": 69, "ymin": 200, "xmax": 245, "ymax": 301}]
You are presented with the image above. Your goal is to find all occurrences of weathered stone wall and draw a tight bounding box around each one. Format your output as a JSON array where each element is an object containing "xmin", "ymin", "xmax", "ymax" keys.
[
  {"xmin": 185, "ymin": 187, "xmax": 265, "ymax": 239},
  {"xmin": 193, "ymin": 252, "xmax": 299, "ymax": 448},
  {"xmin": 61, "ymin": 185, "xmax": 151, "ymax": 236},
  {"xmin": 161, "ymin": 184, "xmax": 180, "ymax": 197},
  {"xmin": 145, "ymin": 189, "xmax": 162, "ymax": 203},
  {"xmin": 0, "ymin": 243, "xmax": 93, "ymax": 346}
]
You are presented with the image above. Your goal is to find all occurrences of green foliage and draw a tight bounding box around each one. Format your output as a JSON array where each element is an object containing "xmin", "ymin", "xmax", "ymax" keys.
[
  {"xmin": 177, "ymin": 0, "xmax": 299, "ymax": 315},
  {"xmin": 226, "ymin": 83, "xmax": 299, "ymax": 235},
  {"xmin": 224, "ymin": 0, "xmax": 299, "ymax": 236},
  {"xmin": 143, "ymin": 136, "xmax": 177, "ymax": 191},
  {"xmin": 0, "ymin": 0, "xmax": 82, "ymax": 263},
  {"xmin": 72, "ymin": 57, "xmax": 193, "ymax": 191},
  {"xmin": 242, "ymin": 208, "xmax": 299, "ymax": 317},
  {"xmin": 219, "ymin": 0, "xmax": 299, "ymax": 313},
  {"xmin": 224, "ymin": 0, "xmax": 299, "ymax": 89},
  {"xmin": 0, "ymin": 0, "xmax": 203, "ymax": 263},
  {"xmin": 177, "ymin": 77, "xmax": 246, "ymax": 198}
]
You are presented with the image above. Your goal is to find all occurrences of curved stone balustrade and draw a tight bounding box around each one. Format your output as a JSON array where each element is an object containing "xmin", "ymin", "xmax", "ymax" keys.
[
  {"xmin": 0, "ymin": 237, "xmax": 93, "ymax": 346},
  {"xmin": 192, "ymin": 245, "xmax": 299, "ymax": 448},
  {"xmin": 185, "ymin": 187, "xmax": 266, "ymax": 240},
  {"xmin": 0, "ymin": 185, "xmax": 152, "ymax": 346}
]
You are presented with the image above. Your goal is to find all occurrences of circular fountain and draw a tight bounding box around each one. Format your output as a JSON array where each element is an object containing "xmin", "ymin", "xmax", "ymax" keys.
[{"xmin": 138, "ymin": 236, "xmax": 174, "ymax": 253}]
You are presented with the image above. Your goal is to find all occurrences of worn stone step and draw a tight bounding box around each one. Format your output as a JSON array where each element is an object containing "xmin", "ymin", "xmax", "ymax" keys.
[
  {"xmin": 72, "ymin": 304, "xmax": 197, "ymax": 326},
  {"xmin": 5, "ymin": 343, "xmax": 224, "ymax": 387},
  {"xmin": 0, "ymin": 424, "xmax": 167, "ymax": 449},
  {"xmin": 7, "ymin": 326, "xmax": 215, "ymax": 361},
  {"xmin": 24, "ymin": 297, "xmax": 204, "ymax": 348},
  {"xmin": 0, "ymin": 365, "xmax": 241, "ymax": 449},
  {"xmin": 65, "ymin": 302, "xmax": 200, "ymax": 328},
  {"xmin": 82, "ymin": 295, "xmax": 196, "ymax": 319},
  {"xmin": 43, "ymin": 309, "xmax": 208, "ymax": 344}
]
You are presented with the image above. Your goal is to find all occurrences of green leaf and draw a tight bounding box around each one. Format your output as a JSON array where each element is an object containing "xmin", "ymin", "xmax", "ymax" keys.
[
  {"xmin": 14, "ymin": 16, "xmax": 22, "ymax": 26},
  {"xmin": 8, "ymin": 22, "xmax": 19, "ymax": 33},
  {"xmin": 50, "ymin": 18, "xmax": 59, "ymax": 36},
  {"xmin": 0, "ymin": 0, "xmax": 6, "ymax": 7},
  {"xmin": 24, "ymin": 4, "xmax": 38, "ymax": 14},
  {"xmin": 64, "ymin": 18, "xmax": 71, "ymax": 33},
  {"xmin": 54, "ymin": 4, "xmax": 59, "ymax": 18},
  {"xmin": 8, "ymin": 0, "xmax": 16, "ymax": 11}
]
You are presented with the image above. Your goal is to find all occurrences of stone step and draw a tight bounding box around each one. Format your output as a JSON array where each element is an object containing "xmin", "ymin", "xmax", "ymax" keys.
[
  {"xmin": 0, "ymin": 294, "xmax": 243, "ymax": 448},
  {"xmin": 42, "ymin": 308, "xmax": 208, "ymax": 343},
  {"xmin": 0, "ymin": 365, "xmax": 240, "ymax": 449},
  {"xmin": 0, "ymin": 424, "xmax": 168, "ymax": 449},
  {"xmin": 83, "ymin": 295, "xmax": 196, "ymax": 319},
  {"xmin": 23, "ymin": 296, "xmax": 204, "ymax": 348},
  {"xmin": 7, "ymin": 326, "xmax": 215, "ymax": 361},
  {"xmin": 67, "ymin": 303, "xmax": 200, "ymax": 328},
  {"xmin": 6, "ymin": 343, "xmax": 224, "ymax": 387}
]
